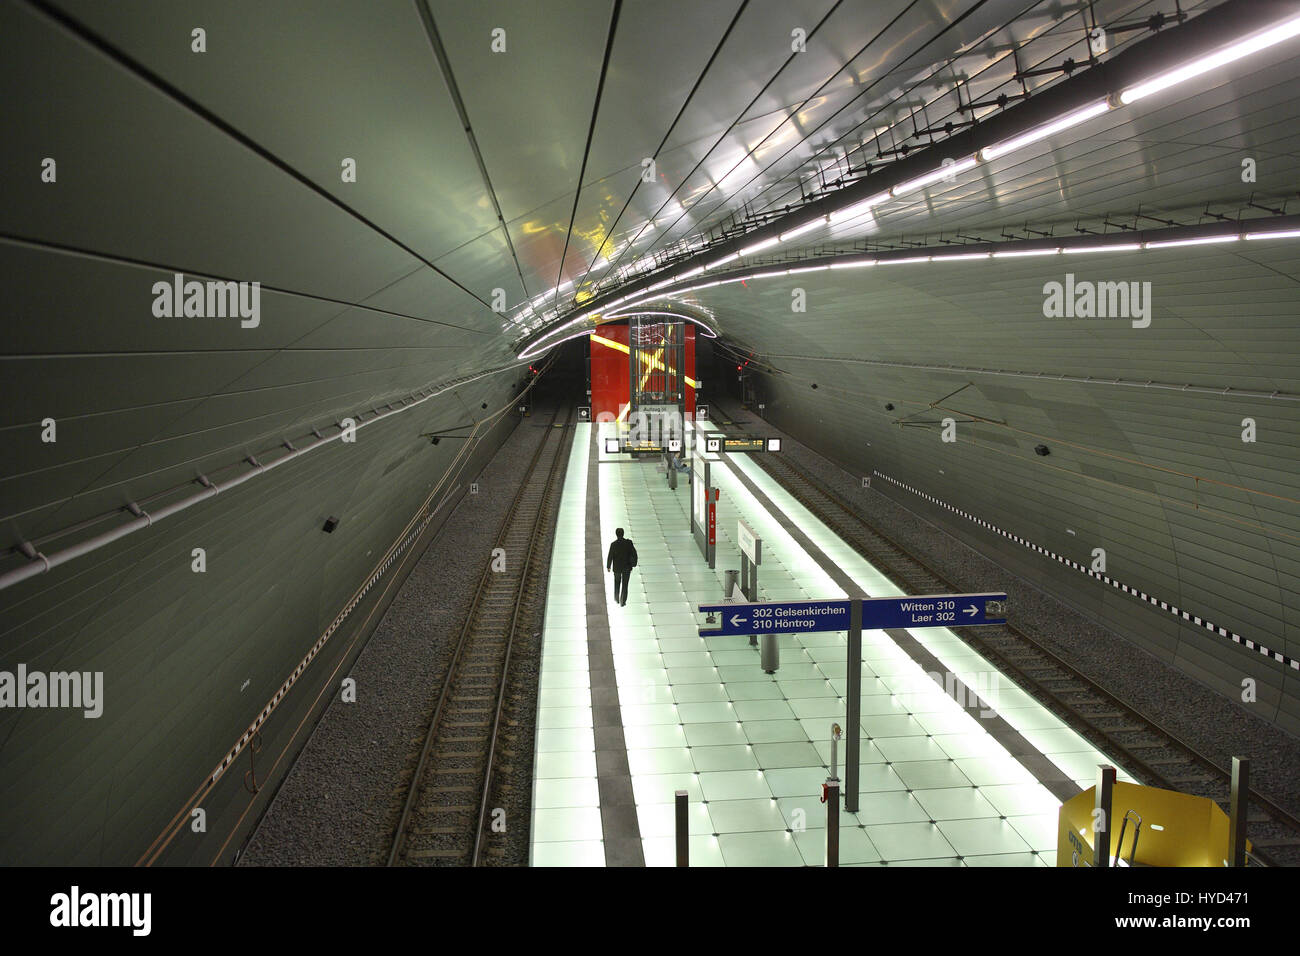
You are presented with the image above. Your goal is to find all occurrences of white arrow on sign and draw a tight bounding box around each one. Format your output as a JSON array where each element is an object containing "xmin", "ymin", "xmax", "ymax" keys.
[
  {"xmin": 730, "ymin": 614, "xmax": 745, "ymax": 628},
  {"xmin": 963, "ymin": 605, "xmax": 978, "ymax": 617}
]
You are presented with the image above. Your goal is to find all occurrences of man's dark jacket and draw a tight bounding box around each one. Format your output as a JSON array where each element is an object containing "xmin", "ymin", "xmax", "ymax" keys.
[{"xmin": 607, "ymin": 538, "xmax": 638, "ymax": 572}]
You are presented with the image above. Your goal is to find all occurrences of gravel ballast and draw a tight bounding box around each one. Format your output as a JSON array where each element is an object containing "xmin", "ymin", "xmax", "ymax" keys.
[{"xmin": 239, "ymin": 411, "xmax": 558, "ymax": 866}]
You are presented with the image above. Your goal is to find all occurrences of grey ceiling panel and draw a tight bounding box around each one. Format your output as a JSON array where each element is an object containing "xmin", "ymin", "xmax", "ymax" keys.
[
  {"xmin": 581, "ymin": 0, "xmax": 745, "ymax": 186},
  {"xmin": 46, "ymin": 0, "xmax": 505, "ymax": 264},
  {"xmin": 506, "ymin": 191, "xmax": 601, "ymax": 294},
  {"xmin": 427, "ymin": 0, "xmax": 614, "ymax": 225},
  {"xmin": 431, "ymin": 228, "xmax": 531, "ymax": 314},
  {"xmin": 0, "ymin": 2, "xmax": 432, "ymax": 306}
]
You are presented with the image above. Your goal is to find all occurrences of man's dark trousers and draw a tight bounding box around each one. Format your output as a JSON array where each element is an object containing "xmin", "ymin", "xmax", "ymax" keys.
[{"xmin": 612, "ymin": 569, "xmax": 631, "ymax": 605}]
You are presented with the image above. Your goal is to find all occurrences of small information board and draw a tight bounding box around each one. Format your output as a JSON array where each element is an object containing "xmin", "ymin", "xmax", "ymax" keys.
[
  {"xmin": 698, "ymin": 599, "xmax": 852, "ymax": 636},
  {"xmin": 737, "ymin": 519, "xmax": 760, "ymax": 565},
  {"xmin": 862, "ymin": 593, "xmax": 1007, "ymax": 629}
]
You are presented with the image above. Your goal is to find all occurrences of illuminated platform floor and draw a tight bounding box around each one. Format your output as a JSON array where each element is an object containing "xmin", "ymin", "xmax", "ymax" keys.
[{"xmin": 530, "ymin": 421, "xmax": 1133, "ymax": 866}]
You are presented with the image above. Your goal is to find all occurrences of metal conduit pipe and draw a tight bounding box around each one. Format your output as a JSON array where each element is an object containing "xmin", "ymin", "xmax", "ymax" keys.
[{"xmin": 0, "ymin": 362, "xmax": 526, "ymax": 593}]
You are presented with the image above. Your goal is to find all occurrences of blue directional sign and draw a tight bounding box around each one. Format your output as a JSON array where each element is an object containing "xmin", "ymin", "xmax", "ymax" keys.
[
  {"xmin": 862, "ymin": 592, "xmax": 1006, "ymax": 630},
  {"xmin": 699, "ymin": 599, "xmax": 852, "ymax": 636},
  {"xmin": 699, "ymin": 592, "xmax": 1007, "ymax": 637}
]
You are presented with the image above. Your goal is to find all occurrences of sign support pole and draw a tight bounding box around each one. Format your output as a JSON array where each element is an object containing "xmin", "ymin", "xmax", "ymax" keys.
[{"xmin": 845, "ymin": 599, "xmax": 862, "ymax": 814}]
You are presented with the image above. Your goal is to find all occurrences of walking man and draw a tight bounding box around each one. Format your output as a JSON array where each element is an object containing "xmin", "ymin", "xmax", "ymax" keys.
[{"xmin": 606, "ymin": 527, "xmax": 638, "ymax": 607}]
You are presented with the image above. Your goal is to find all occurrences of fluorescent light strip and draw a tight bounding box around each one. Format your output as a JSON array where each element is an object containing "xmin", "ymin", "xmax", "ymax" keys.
[
  {"xmin": 520, "ymin": 224, "xmax": 1300, "ymax": 359},
  {"xmin": 706, "ymin": 252, "xmax": 740, "ymax": 270},
  {"xmin": 598, "ymin": 310, "xmax": 719, "ymax": 341},
  {"xmin": 891, "ymin": 157, "xmax": 977, "ymax": 197},
  {"xmin": 679, "ymin": 266, "xmax": 705, "ymax": 279},
  {"xmin": 980, "ymin": 101, "xmax": 1111, "ymax": 161},
  {"xmin": 1121, "ymin": 13, "xmax": 1300, "ymax": 104},
  {"xmin": 518, "ymin": 326, "xmax": 592, "ymax": 361},
  {"xmin": 1244, "ymin": 228, "xmax": 1300, "ymax": 240},
  {"xmin": 992, "ymin": 248, "xmax": 1061, "ymax": 258},
  {"xmin": 1143, "ymin": 235, "xmax": 1240, "ymax": 249},
  {"xmin": 1062, "ymin": 243, "xmax": 1141, "ymax": 254},
  {"xmin": 739, "ymin": 236, "xmax": 780, "ymax": 256},
  {"xmin": 828, "ymin": 192, "xmax": 890, "ymax": 223},
  {"xmin": 778, "ymin": 218, "xmax": 826, "ymax": 242}
]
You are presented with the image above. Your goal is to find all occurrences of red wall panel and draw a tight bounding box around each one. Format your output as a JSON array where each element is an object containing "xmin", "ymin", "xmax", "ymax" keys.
[{"xmin": 589, "ymin": 323, "xmax": 697, "ymax": 420}]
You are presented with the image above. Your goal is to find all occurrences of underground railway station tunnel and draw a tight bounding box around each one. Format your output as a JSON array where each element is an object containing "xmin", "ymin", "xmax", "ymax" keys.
[{"xmin": 2, "ymin": 0, "xmax": 1300, "ymax": 908}]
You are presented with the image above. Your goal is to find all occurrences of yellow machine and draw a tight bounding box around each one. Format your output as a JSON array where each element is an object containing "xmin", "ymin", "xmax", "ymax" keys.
[{"xmin": 1058, "ymin": 779, "xmax": 1251, "ymax": 867}]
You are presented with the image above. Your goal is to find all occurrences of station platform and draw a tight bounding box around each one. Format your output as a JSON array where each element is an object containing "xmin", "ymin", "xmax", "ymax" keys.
[{"xmin": 530, "ymin": 421, "xmax": 1134, "ymax": 866}]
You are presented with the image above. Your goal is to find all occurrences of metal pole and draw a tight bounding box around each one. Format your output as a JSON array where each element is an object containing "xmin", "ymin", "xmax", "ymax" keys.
[
  {"xmin": 743, "ymin": 554, "xmax": 757, "ymax": 647},
  {"xmin": 845, "ymin": 600, "xmax": 862, "ymax": 813},
  {"xmin": 1229, "ymin": 757, "xmax": 1249, "ymax": 867},
  {"xmin": 675, "ymin": 789, "xmax": 689, "ymax": 867},
  {"xmin": 1094, "ymin": 764, "xmax": 1115, "ymax": 869},
  {"xmin": 825, "ymin": 779, "xmax": 840, "ymax": 868}
]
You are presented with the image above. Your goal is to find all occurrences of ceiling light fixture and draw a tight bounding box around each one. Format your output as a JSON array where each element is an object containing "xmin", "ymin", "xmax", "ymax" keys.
[
  {"xmin": 890, "ymin": 157, "xmax": 978, "ymax": 198},
  {"xmin": 1062, "ymin": 243, "xmax": 1142, "ymax": 254},
  {"xmin": 706, "ymin": 252, "xmax": 740, "ymax": 270},
  {"xmin": 1143, "ymin": 235, "xmax": 1240, "ymax": 249},
  {"xmin": 1244, "ymin": 228, "xmax": 1300, "ymax": 240},
  {"xmin": 739, "ymin": 236, "xmax": 780, "ymax": 257},
  {"xmin": 778, "ymin": 218, "xmax": 827, "ymax": 243},
  {"xmin": 828, "ymin": 192, "xmax": 890, "ymax": 223},
  {"xmin": 992, "ymin": 248, "xmax": 1062, "ymax": 258},
  {"xmin": 1120, "ymin": 13, "xmax": 1300, "ymax": 105},
  {"xmin": 979, "ymin": 101, "xmax": 1111, "ymax": 162}
]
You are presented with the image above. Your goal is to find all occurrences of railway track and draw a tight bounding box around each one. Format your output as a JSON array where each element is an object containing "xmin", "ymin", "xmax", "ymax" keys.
[
  {"xmin": 387, "ymin": 404, "xmax": 572, "ymax": 866},
  {"xmin": 716, "ymin": 416, "xmax": 1300, "ymax": 866}
]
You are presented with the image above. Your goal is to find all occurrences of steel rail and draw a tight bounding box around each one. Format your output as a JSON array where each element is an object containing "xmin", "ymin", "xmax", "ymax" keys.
[
  {"xmin": 472, "ymin": 406, "xmax": 574, "ymax": 864},
  {"xmin": 387, "ymin": 403, "xmax": 566, "ymax": 866}
]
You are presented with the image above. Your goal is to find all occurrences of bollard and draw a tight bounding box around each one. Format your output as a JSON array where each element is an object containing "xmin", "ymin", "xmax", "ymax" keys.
[
  {"xmin": 675, "ymin": 789, "xmax": 689, "ymax": 867},
  {"xmin": 824, "ymin": 780, "xmax": 840, "ymax": 867},
  {"xmin": 824, "ymin": 724, "xmax": 842, "ymax": 867},
  {"xmin": 724, "ymin": 569, "xmax": 740, "ymax": 599}
]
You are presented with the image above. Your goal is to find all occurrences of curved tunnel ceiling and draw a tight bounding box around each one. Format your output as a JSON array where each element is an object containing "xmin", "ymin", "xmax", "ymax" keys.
[{"xmin": 2, "ymin": 0, "xmax": 1300, "ymax": 865}]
